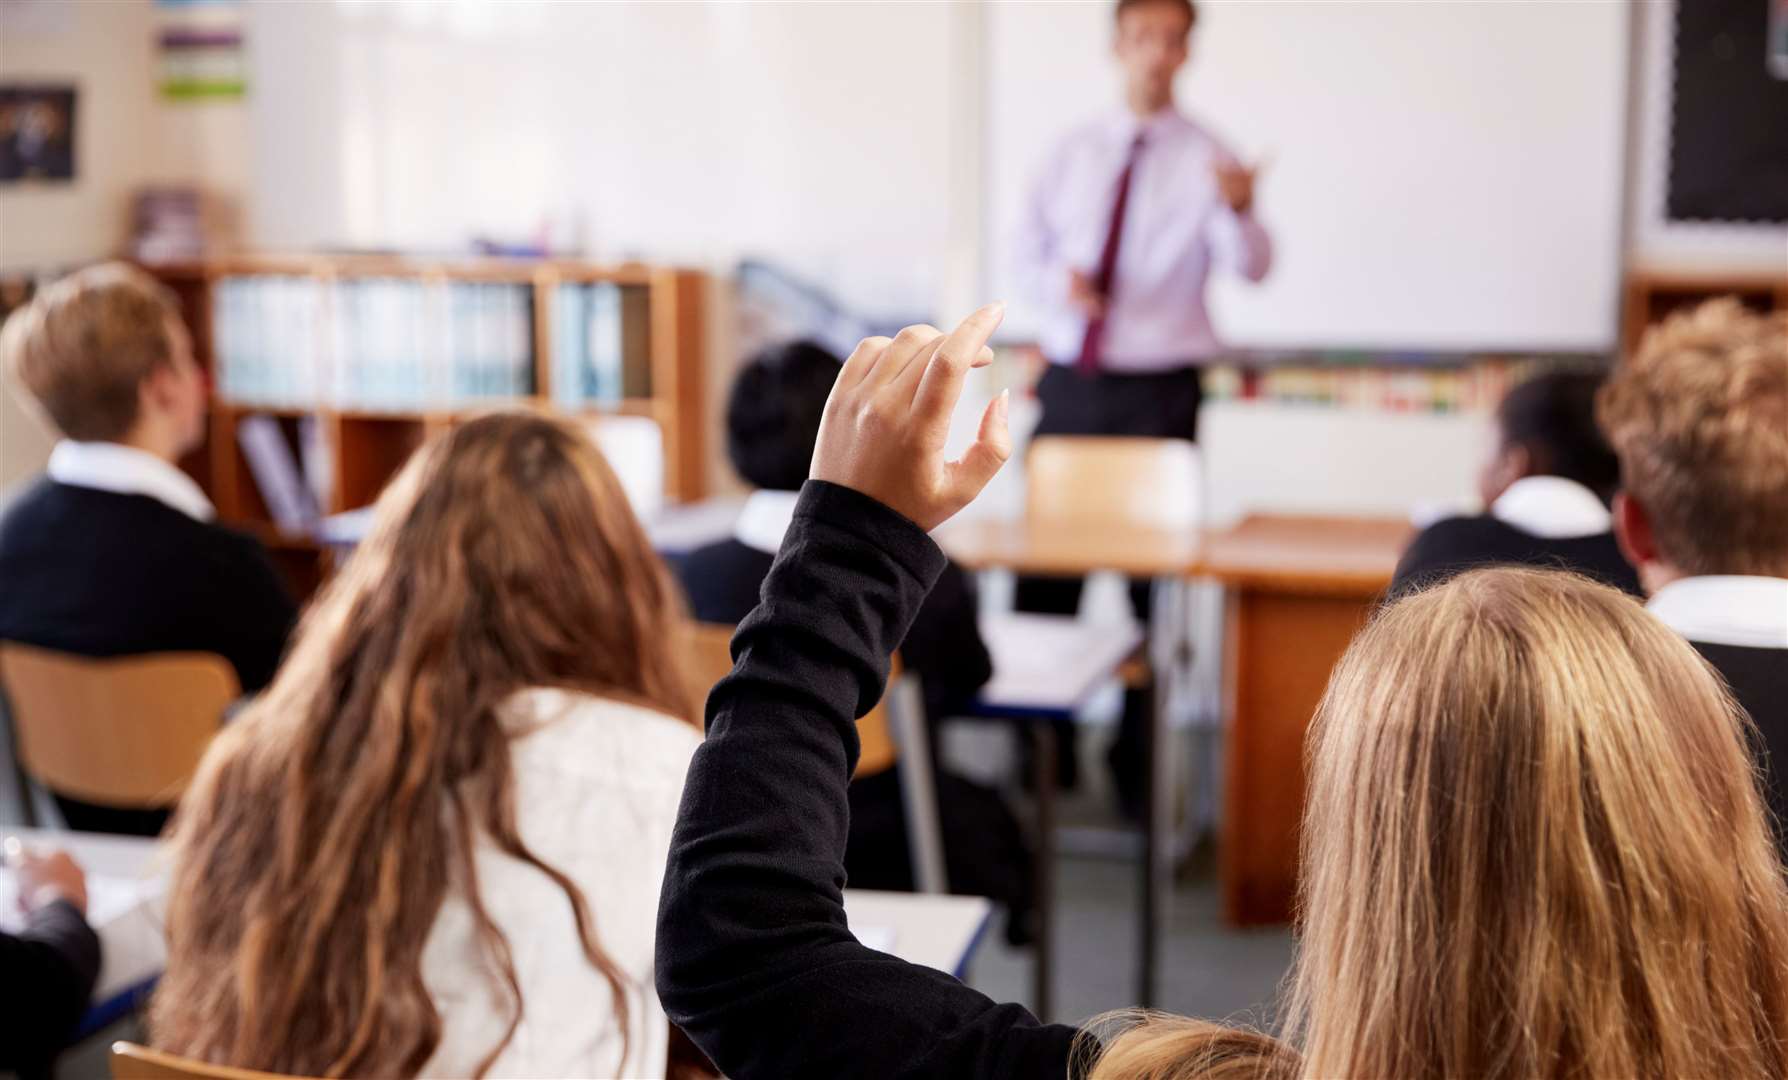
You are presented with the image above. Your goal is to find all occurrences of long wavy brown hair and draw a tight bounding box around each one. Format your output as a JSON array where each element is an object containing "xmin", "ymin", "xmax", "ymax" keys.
[
  {"xmin": 1086, "ymin": 567, "xmax": 1788, "ymax": 1079},
  {"xmin": 150, "ymin": 411, "xmax": 695, "ymax": 1077}
]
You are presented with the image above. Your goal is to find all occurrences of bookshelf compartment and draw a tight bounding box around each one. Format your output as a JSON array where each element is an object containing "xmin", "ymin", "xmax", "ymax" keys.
[
  {"xmin": 548, "ymin": 281, "xmax": 654, "ymax": 408},
  {"xmin": 337, "ymin": 416, "xmax": 430, "ymax": 512}
]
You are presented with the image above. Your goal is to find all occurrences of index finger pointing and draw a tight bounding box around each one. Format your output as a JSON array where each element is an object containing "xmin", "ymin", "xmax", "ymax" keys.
[{"xmin": 911, "ymin": 302, "xmax": 1005, "ymax": 425}]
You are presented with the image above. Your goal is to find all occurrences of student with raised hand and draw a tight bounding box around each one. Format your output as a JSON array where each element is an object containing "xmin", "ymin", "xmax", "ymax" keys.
[
  {"xmin": 152, "ymin": 413, "xmax": 702, "ymax": 1078},
  {"xmin": 1, "ymin": 844, "xmax": 100, "ymax": 1079},
  {"xmin": 1392, "ymin": 369, "xmax": 1640, "ymax": 597},
  {"xmin": 1598, "ymin": 299, "xmax": 1788, "ymax": 850},
  {"xmin": 674, "ymin": 340, "xmax": 1034, "ymax": 938},
  {"xmin": 656, "ymin": 304, "xmax": 1788, "ymax": 1078},
  {"xmin": 0, "ymin": 263, "xmax": 297, "ymax": 834}
]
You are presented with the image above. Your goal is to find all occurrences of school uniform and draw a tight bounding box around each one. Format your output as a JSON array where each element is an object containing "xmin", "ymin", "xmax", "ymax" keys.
[
  {"xmin": 423, "ymin": 688, "xmax": 702, "ymax": 1079},
  {"xmin": 0, "ymin": 899, "xmax": 100, "ymax": 1079},
  {"xmin": 658, "ymin": 481, "xmax": 1080, "ymax": 1078},
  {"xmin": 1648, "ymin": 576, "xmax": 1788, "ymax": 854},
  {"xmin": 673, "ymin": 491, "xmax": 1034, "ymax": 935},
  {"xmin": 0, "ymin": 442, "xmax": 297, "ymax": 834},
  {"xmin": 1392, "ymin": 475, "xmax": 1641, "ymax": 597}
]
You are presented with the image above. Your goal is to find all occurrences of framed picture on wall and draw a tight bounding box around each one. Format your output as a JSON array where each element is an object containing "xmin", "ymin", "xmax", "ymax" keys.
[{"xmin": 0, "ymin": 84, "xmax": 76, "ymax": 183}]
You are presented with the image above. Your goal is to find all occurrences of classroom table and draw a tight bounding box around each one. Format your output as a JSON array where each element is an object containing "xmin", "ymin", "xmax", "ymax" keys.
[
  {"xmin": 942, "ymin": 521, "xmax": 1199, "ymax": 1013},
  {"xmin": 940, "ymin": 512, "xmax": 1411, "ymax": 982},
  {"xmin": 1196, "ymin": 514, "xmax": 1410, "ymax": 925},
  {"xmin": 971, "ymin": 612, "xmax": 1145, "ymax": 1021},
  {"xmin": 0, "ymin": 829, "xmax": 997, "ymax": 1044}
]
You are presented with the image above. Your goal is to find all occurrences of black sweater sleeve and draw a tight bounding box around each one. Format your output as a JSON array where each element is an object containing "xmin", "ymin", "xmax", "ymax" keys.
[
  {"xmin": 657, "ymin": 481, "xmax": 1079, "ymax": 1080},
  {"xmin": 0, "ymin": 900, "xmax": 100, "ymax": 1071}
]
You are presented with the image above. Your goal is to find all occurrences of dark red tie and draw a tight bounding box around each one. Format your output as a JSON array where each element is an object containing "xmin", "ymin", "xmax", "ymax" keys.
[{"xmin": 1076, "ymin": 133, "xmax": 1146, "ymax": 375}]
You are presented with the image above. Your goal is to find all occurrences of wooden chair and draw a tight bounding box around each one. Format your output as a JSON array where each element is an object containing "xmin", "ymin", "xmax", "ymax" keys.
[
  {"xmin": 1027, "ymin": 435, "xmax": 1203, "ymax": 530},
  {"xmin": 110, "ymin": 1042, "xmax": 312, "ymax": 1080},
  {"xmin": 0, "ymin": 644, "xmax": 238, "ymax": 817},
  {"xmin": 683, "ymin": 622, "xmax": 944, "ymax": 892}
]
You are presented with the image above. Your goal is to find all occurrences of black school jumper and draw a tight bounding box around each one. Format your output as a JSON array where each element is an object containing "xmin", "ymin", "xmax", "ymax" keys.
[
  {"xmin": 658, "ymin": 481, "xmax": 1080, "ymax": 1079},
  {"xmin": 0, "ymin": 479, "xmax": 297, "ymax": 833},
  {"xmin": 1693, "ymin": 640, "xmax": 1788, "ymax": 858},
  {"xmin": 1391, "ymin": 515, "xmax": 1642, "ymax": 598},
  {"xmin": 0, "ymin": 899, "xmax": 100, "ymax": 1079}
]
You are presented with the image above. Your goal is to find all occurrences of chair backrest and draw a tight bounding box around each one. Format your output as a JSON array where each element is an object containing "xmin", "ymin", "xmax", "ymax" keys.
[
  {"xmin": 684, "ymin": 622, "xmax": 898, "ymax": 778},
  {"xmin": 1027, "ymin": 435, "xmax": 1203, "ymax": 530},
  {"xmin": 0, "ymin": 644, "xmax": 239, "ymax": 808},
  {"xmin": 110, "ymin": 1042, "xmax": 312, "ymax": 1080}
]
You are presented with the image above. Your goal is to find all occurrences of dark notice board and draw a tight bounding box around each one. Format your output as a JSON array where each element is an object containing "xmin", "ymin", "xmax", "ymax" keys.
[{"xmin": 1667, "ymin": 0, "xmax": 1788, "ymax": 223}]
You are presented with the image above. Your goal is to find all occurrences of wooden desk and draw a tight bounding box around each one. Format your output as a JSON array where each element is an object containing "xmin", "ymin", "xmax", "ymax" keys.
[
  {"xmin": 940, "ymin": 517, "xmax": 1202, "ymax": 579},
  {"xmin": 1199, "ymin": 515, "xmax": 1410, "ymax": 926}
]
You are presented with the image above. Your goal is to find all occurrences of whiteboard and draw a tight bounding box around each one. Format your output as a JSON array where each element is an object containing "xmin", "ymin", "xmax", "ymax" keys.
[{"xmin": 986, "ymin": 1, "xmax": 1630, "ymax": 352}]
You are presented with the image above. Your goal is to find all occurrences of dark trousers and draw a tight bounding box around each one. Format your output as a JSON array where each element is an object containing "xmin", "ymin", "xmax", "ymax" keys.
[{"xmin": 1016, "ymin": 363, "xmax": 1203, "ymax": 805}]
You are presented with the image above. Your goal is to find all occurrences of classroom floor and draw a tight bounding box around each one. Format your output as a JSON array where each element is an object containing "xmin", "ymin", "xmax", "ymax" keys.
[{"xmin": 964, "ymin": 795, "xmax": 1296, "ymax": 1032}]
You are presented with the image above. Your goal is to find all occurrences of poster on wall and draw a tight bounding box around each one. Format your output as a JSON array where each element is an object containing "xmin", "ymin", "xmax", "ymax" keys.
[
  {"xmin": 1667, "ymin": 0, "xmax": 1788, "ymax": 222},
  {"xmin": 0, "ymin": 85, "xmax": 76, "ymax": 183},
  {"xmin": 157, "ymin": 0, "xmax": 247, "ymax": 101}
]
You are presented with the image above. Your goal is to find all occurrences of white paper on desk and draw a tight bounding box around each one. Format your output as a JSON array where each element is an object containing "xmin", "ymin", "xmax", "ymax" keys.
[{"xmin": 855, "ymin": 925, "xmax": 897, "ymax": 955}]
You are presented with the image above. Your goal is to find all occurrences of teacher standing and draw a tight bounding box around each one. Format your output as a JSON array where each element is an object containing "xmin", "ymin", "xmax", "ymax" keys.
[
  {"xmin": 1013, "ymin": 0, "xmax": 1271, "ymax": 810},
  {"xmin": 1016, "ymin": 0, "xmax": 1271, "ymax": 443}
]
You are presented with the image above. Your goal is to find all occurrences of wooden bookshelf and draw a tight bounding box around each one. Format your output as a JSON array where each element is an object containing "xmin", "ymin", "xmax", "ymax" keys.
[
  {"xmin": 1621, "ymin": 268, "xmax": 1788, "ymax": 357},
  {"xmin": 142, "ymin": 255, "xmax": 707, "ymax": 598}
]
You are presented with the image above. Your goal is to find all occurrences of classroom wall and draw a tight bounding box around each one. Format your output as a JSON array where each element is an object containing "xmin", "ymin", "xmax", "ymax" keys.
[{"xmin": 0, "ymin": 1, "xmax": 157, "ymax": 489}]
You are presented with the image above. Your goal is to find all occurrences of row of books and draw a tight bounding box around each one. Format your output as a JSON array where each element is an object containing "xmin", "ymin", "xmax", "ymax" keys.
[
  {"xmin": 212, "ymin": 276, "xmax": 553, "ymax": 410},
  {"xmin": 1201, "ymin": 356, "xmax": 1555, "ymax": 414},
  {"xmin": 550, "ymin": 282, "xmax": 654, "ymax": 409}
]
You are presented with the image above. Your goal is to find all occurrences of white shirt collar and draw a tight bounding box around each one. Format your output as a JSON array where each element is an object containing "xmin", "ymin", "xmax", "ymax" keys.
[
  {"xmin": 1648, "ymin": 576, "xmax": 1788, "ymax": 650},
  {"xmin": 1489, "ymin": 475, "xmax": 1611, "ymax": 539},
  {"xmin": 47, "ymin": 440, "xmax": 216, "ymax": 522},
  {"xmin": 732, "ymin": 489, "xmax": 800, "ymax": 556}
]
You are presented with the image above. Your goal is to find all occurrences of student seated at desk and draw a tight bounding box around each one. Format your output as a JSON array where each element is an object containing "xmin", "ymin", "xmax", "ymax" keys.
[
  {"xmin": 0, "ymin": 264, "xmax": 297, "ymax": 835},
  {"xmin": 656, "ymin": 308, "xmax": 1788, "ymax": 1080},
  {"xmin": 1392, "ymin": 370, "xmax": 1640, "ymax": 597},
  {"xmin": 1599, "ymin": 300, "xmax": 1788, "ymax": 854},
  {"xmin": 674, "ymin": 341, "xmax": 1033, "ymax": 940},
  {"xmin": 1, "ymin": 845, "xmax": 99, "ymax": 1080},
  {"xmin": 152, "ymin": 414, "xmax": 702, "ymax": 1078}
]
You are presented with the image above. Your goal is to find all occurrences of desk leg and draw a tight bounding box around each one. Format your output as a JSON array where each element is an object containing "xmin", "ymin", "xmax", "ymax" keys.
[
  {"xmin": 1032, "ymin": 724, "xmax": 1056, "ymax": 1022},
  {"xmin": 1138, "ymin": 578, "xmax": 1179, "ymax": 1008}
]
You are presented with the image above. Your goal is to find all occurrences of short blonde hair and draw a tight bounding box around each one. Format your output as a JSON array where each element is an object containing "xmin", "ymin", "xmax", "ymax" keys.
[
  {"xmin": 0, "ymin": 262, "xmax": 183, "ymax": 442},
  {"xmin": 1597, "ymin": 299, "xmax": 1788, "ymax": 576}
]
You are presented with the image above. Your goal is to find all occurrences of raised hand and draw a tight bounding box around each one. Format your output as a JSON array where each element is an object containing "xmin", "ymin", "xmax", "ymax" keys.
[
  {"xmin": 1213, "ymin": 156, "xmax": 1263, "ymax": 215},
  {"xmin": 810, "ymin": 304, "xmax": 1012, "ymax": 532}
]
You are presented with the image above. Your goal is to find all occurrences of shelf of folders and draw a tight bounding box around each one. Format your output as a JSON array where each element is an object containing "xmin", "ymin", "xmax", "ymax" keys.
[
  {"xmin": 142, "ymin": 256, "xmax": 706, "ymax": 559},
  {"xmin": 1201, "ymin": 348, "xmax": 1608, "ymax": 413}
]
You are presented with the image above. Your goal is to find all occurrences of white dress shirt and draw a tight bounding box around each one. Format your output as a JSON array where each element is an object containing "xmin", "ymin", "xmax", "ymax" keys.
[
  {"xmin": 1489, "ymin": 476, "xmax": 1613, "ymax": 539},
  {"xmin": 1015, "ymin": 106, "xmax": 1273, "ymax": 370},
  {"xmin": 420, "ymin": 688, "xmax": 703, "ymax": 1079},
  {"xmin": 46, "ymin": 440, "xmax": 215, "ymax": 522},
  {"xmin": 1648, "ymin": 576, "xmax": 1788, "ymax": 651},
  {"xmin": 732, "ymin": 488, "xmax": 801, "ymax": 556}
]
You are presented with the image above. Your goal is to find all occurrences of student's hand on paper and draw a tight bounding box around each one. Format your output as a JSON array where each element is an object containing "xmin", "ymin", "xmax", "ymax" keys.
[
  {"xmin": 1213, "ymin": 156, "xmax": 1262, "ymax": 215},
  {"xmin": 812, "ymin": 305, "xmax": 1012, "ymax": 532},
  {"xmin": 8, "ymin": 843, "xmax": 88, "ymax": 915},
  {"xmin": 1067, "ymin": 269, "xmax": 1107, "ymax": 319}
]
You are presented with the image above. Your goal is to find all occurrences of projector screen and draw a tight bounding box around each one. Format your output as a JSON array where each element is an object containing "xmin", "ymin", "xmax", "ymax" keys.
[{"xmin": 985, "ymin": 1, "xmax": 1630, "ymax": 353}]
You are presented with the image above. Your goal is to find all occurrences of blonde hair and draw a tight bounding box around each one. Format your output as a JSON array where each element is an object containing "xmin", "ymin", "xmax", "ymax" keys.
[
  {"xmin": 1088, "ymin": 567, "xmax": 1788, "ymax": 1079},
  {"xmin": 1597, "ymin": 298, "xmax": 1788, "ymax": 576},
  {"xmin": 0, "ymin": 262, "xmax": 183, "ymax": 442},
  {"xmin": 152, "ymin": 412, "xmax": 696, "ymax": 1077}
]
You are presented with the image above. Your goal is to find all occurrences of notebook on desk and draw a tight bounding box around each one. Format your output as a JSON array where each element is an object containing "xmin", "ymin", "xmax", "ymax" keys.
[{"xmin": 0, "ymin": 869, "xmax": 168, "ymax": 1003}]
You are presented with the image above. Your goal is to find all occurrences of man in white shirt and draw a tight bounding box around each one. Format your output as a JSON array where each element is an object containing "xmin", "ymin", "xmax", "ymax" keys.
[
  {"xmin": 1597, "ymin": 300, "xmax": 1788, "ymax": 854},
  {"xmin": 1012, "ymin": 0, "xmax": 1272, "ymax": 805},
  {"xmin": 1014, "ymin": 0, "xmax": 1271, "ymax": 444}
]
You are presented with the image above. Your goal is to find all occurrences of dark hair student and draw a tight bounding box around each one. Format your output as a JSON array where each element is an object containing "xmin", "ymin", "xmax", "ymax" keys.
[{"xmin": 655, "ymin": 309, "xmax": 1788, "ymax": 1080}]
